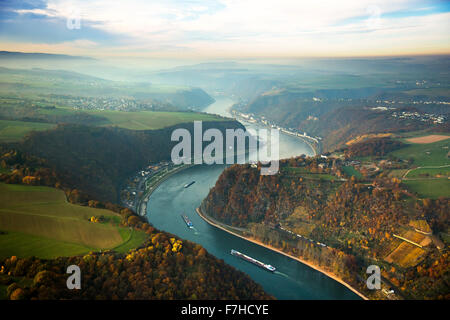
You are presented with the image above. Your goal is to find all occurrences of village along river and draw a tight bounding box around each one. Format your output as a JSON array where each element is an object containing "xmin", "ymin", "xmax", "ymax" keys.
[{"xmin": 145, "ymin": 97, "xmax": 360, "ymax": 299}]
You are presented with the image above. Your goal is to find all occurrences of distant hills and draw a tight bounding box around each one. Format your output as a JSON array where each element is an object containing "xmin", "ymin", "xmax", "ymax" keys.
[
  {"xmin": 154, "ymin": 62, "xmax": 282, "ymax": 101},
  {"xmin": 235, "ymin": 81, "xmax": 449, "ymax": 151},
  {"xmin": 0, "ymin": 51, "xmax": 94, "ymax": 60},
  {"xmin": 0, "ymin": 66, "xmax": 215, "ymax": 110}
]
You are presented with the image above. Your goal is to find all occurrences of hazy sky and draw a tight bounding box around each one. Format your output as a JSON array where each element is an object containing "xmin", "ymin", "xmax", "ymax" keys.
[{"xmin": 0, "ymin": 0, "xmax": 449, "ymax": 58}]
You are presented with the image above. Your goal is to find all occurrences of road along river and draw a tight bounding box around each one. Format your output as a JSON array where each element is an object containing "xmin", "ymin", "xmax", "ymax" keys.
[{"xmin": 145, "ymin": 97, "xmax": 360, "ymax": 300}]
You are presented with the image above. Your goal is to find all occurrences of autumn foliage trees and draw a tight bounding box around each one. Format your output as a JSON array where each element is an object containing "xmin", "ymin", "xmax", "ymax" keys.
[
  {"xmin": 0, "ymin": 121, "xmax": 273, "ymax": 300},
  {"xmin": 0, "ymin": 230, "xmax": 272, "ymax": 300},
  {"xmin": 202, "ymin": 156, "xmax": 450, "ymax": 299},
  {"xmin": 1, "ymin": 121, "xmax": 244, "ymax": 203},
  {"xmin": 343, "ymin": 137, "xmax": 404, "ymax": 158}
]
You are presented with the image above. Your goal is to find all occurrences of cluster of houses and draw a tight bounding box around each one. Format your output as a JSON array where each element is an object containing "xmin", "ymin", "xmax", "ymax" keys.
[
  {"xmin": 391, "ymin": 110, "xmax": 445, "ymax": 124},
  {"xmin": 369, "ymin": 106, "xmax": 446, "ymax": 124},
  {"xmin": 231, "ymin": 110, "xmax": 322, "ymax": 143},
  {"xmin": 69, "ymin": 96, "xmax": 159, "ymax": 112},
  {"xmin": 375, "ymin": 99, "xmax": 450, "ymax": 106},
  {"xmin": 121, "ymin": 161, "xmax": 172, "ymax": 210}
]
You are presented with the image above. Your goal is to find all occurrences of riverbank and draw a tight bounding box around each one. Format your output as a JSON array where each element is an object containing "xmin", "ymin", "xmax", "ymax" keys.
[
  {"xmin": 297, "ymin": 135, "xmax": 319, "ymax": 157},
  {"xmin": 136, "ymin": 164, "xmax": 194, "ymax": 216},
  {"xmin": 196, "ymin": 206, "xmax": 369, "ymax": 300},
  {"xmin": 232, "ymin": 114, "xmax": 320, "ymax": 156}
]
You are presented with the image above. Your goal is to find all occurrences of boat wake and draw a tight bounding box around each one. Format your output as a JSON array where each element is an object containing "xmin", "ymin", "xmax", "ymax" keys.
[{"xmin": 274, "ymin": 270, "xmax": 290, "ymax": 278}]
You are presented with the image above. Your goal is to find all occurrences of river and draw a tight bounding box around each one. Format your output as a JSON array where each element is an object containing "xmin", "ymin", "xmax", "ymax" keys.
[{"xmin": 145, "ymin": 97, "xmax": 360, "ymax": 300}]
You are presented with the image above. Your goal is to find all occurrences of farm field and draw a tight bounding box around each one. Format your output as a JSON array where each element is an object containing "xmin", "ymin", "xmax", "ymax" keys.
[
  {"xmin": 282, "ymin": 167, "xmax": 338, "ymax": 181},
  {"xmin": 87, "ymin": 109, "xmax": 224, "ymax": 130},
  {"xmin": 409, "ymin": 220, "xmax": 432, "ymax": 234},
  {"xmin": 299, "ymin": 173, "xmax": 337, "ymax": 181},
  {"xmin": 387, "ymin": 169, "xmax": 408, "ymax": 178},
  {"xmin": 0, "ymin": 119, "xmax": 55, "ymax": 142},
  {"xmin": 0, "ymin": 105, "xmax": 227, "ymax": 142},
  {"xmin": 405, "ymin": 166, "xmax": 450, "ymax": 178},
  {"xmin": 388, "ymin": 136, "xmax": 450, "ymax": 198},
  {"xmin": 0, "ymin": 183, "xmax": 147, "ymax": 258},
  {"xmin": 385, "ymin": 241, "xmax": 426, "ymax": 268},
  {"xmin": 0, "ymin": 230, "xmax": 92, "ymax": 259},
  {"xmin": 342, "ymin": 166, "xmax": 363, "ymax": 179},
  {"xmin": 406, "ymin": 135, "xmax": 449, "ymax": 144},
  {"xmin": 113, "ymin": 228, "xmax": 148, "ymax": 254},
  {"xmin": 389, "ymin": 139, "xmax": 450, "ymax": 166},
  {"xmin": 402, "ymin": 179, "xmax": 450, "ymax": 199}
]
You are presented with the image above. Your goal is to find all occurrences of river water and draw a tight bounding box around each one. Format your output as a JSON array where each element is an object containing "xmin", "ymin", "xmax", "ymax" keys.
[{"xmin": 145, "ymin": 97, "xmax": 360, "ymax": 300}]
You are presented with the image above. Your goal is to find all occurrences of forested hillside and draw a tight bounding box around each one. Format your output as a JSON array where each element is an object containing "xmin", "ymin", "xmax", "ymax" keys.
[
  {"xmin": 201, "ymin": 155, "xmax": 449, "ymax": 299},
  {"xmin": 235, "ymin": 86, "xmax": 448, "ymax": 152},
  {"xmin": 0, "ymin": 225, "xmax": 271, "ymax": 300},
  {"xmin": 1, "ymin": 120, "xmax": 244, "ymax": 203},
  {"xmin": 301, "ymin": 107, "xmax": 446, "ymax": 151},
  {"xmin": 0, "ymin": 114, "xmax": 271, "ymax": 300}
]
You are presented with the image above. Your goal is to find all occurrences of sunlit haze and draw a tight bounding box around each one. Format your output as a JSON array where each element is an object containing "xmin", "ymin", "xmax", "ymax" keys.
[{"xmin": 1, "ymin": 0, "xmax": 449, "ymax": 59}]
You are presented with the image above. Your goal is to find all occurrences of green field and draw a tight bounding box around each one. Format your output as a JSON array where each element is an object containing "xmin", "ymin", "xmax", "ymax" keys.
[
  {"xmin": 387, "ymin": 169, "xmax": 408, "ymax": 178},
  {"xmin": 113, "ymin": 228, "xmax": 148, "ymax": 253},
  {"xmin": 0, "ymin": 230, "xmax": 93, "ymax": 259},
  {"xmin": 282, "ymin": 167, "xmax": 337, "ymax": 181},
  {"xmin": 389, "ymin": 139, "xmax": 450, "ymax": 167},
  {"xmin": 0, "ymin": 68, "xmax": 195, "ymax": 98},
  {"xmin": 87, "ymin": 109, "xmax": 224, "ymax": 130},
  {"xmin": 389, "ymin": 136, "xmax": 450, "ymax": 198},
  {"xmin": 0, "ymin": 69, "xmax": 225, "ymax": 139},
  {"xmin": 0, "ymin": 183, "xmax": 146, "ymax": 258},
  {"xmin": 342, "ymin": 166, "xmax": 363, "ymax": 179},
  {"xmin": 282, "ymin": 167, "xmax": 310, "ymax": 174},
  {"xmin": 0, "ymin": 106, "xmax": 226, "ymax": 141},
  {"xmin": 0, "ymin": 120, "xmax": 55, "ymax": 142},
  {"xmin": 406, "ymin": 166, "xmax": 450, "ymax": 178},
  {"xmin": 300, "ymin": 173, "xmax": 337, "ymax": 181},
  {"xmin": 402, "ymin": 179, "xmax": 450, "ymax": 199}
]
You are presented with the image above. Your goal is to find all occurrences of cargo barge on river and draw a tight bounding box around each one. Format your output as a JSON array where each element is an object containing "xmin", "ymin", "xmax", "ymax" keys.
[{"xmin": 231, "ymin": 249, "xmax": 276, "ymax": 272}]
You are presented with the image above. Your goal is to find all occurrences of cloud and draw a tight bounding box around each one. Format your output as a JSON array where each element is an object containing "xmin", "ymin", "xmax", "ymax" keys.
[
  {"xmin": 0, "ymin": 0, "xmax": 448, "ymax": 57},
  {"xmin": 0, "ymin": 1, "xmax": 123, "ymax": 45},
  {"xmin": 0, "ymin": 0, "xmax": 48, "ymax": 11}
]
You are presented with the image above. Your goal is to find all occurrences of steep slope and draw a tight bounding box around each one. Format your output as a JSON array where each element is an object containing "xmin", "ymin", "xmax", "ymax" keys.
[
  {"xmin": 5, "ymin": 120, "xmax": 244, "ymax": 203},
  {"xmin": 201, "ymin": 156, "xmax": 449, "ymax": 300}
]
